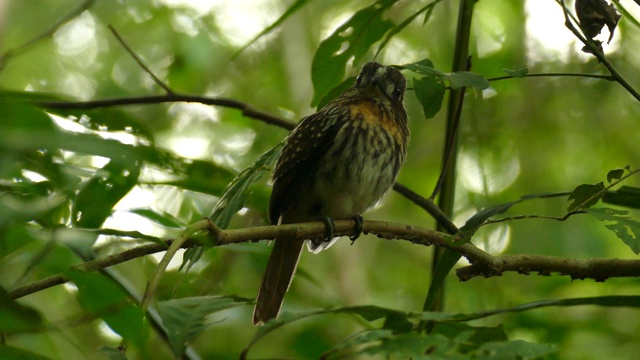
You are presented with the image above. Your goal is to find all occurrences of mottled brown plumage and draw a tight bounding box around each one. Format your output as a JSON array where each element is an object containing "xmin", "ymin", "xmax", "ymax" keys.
[{"xmin": 253, "ymin": 62, "xmax": 409, "ymax": 325}]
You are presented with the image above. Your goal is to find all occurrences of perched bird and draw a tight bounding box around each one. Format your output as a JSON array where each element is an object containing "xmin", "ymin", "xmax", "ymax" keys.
[{"xmin": 253, "ymin": 62, "xmax": 409, "ymax": 325}]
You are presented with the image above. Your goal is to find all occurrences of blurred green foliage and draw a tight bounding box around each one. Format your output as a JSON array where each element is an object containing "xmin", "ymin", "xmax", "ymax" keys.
[{"xmin": 1, "ymin": 0, "xmax": 640, "ymax": 359}]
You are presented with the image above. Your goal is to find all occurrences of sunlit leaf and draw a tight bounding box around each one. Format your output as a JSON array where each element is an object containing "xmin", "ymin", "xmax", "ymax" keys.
[
  {"xmin": 585, "ymin": 207, "xmax": 640, "ymax": 254},
  {"xmin": 476, "ymin": 340, "xmax": 556, "ymax": 360},
  {"xmin": 311, "ymin": 0, "xmax": 399, "ymax": 106},
  {"xmin": 157, "ymin": 295, "xmax": 252, "ymax": 357}
]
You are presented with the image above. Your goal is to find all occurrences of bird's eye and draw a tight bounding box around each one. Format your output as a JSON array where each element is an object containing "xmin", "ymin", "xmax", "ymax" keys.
[
  {"xmin": 355, "ymin": 74, "xmax": 363, "ymax": 86},
  {"xmin": 392, "ymin": 88, "xmax": 403, "ymax": 100}
]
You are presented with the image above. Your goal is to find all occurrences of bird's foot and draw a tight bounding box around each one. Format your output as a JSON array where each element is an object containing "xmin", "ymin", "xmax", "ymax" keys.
[{"xmin": 350, "ymin": 215, "xmax": 364, "ymax": 244}]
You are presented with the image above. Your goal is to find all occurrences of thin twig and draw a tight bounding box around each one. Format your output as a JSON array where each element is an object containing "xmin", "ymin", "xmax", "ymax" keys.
[
  {"xmin": 108, "ymin": 25, "xmax": 174, "ymax": 94},
  {"xmin": 0, "ymin": 0, "xmax": 96, "ymax": 70},
  {"xmin": 487, "ymin": 72, "xmax": 616, "ymax": 82},
  {"xmin": 38, "ymin": 93, "xmax": 296, "ymax": 129}
]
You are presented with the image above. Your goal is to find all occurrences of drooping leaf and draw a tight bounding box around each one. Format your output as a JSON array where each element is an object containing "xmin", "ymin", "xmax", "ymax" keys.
[
  {"xmin": 585, "ymin": 207, "xmax": 640, "ymax": 254},
  {"xmin": 311, "ymin": 0, "xmax": 399, "ymax": 106},
  {"xmin": 567, "ymin": 182, "xmax": 605, "ymax": 211},
  {"xmin": 413, "ymin": 77, "xmax": 445, "ymax": 119},
  {"xmin": 67, "ymin": 269, "xmax": 148, "ymax": 350},
  {"xmin": 157, "ymin": 295, "xmax": 252, "ymax": 357}
]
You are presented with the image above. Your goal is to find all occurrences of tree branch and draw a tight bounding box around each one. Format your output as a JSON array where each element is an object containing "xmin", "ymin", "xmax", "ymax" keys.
[
  {"xmin": 10, "ymin": 219, "xmax": 640, "ymax": 301},
  {"xmin": 38, "ymin": 93, "xmax": 296, "ymax": 130}
]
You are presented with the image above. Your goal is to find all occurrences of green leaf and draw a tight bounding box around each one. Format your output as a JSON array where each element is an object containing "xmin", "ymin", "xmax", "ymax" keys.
[
  {"xmin": 585, "ymin": 207, "xmax": 640, "ymax": 254},
  {"xmin": 503, "ymin": 65, "xmax": 529, "ymax": 78},
  {"xmin": 67, "ymin": 269, "xmax": 148, "ymax": 350},
  {"xmin": 413, "ymin": 77, "xmax": 445, "ymax": 119},
  {"xmin": 208, "ymin": 143, "xmax": 283, "ymax": 228},
  {"xmin": 72, "ymin": 158, "xmax": 141, "ymax": 228},
  {"xmin": 606, "ymin": 168, "xmax": 625, "ymax": 183},
  {"xmin": 603, "ymin": 186, "xmax": 640, "ymax": 209},
  {"xmin": 180, "ymin": 143, "xmax": 283, "ymax": 271},
  {"xmin": 400, "ymin": 58, "xmax": 446, "ymax": 77},
  {"xmin": 475, "ymin": 340, "xmax": 556, "ymax": 359},
  {"xmin": 128, "ymin": 208, "xmax": 185, "ymax": 229},
  {"xmin": 157, "ymin": 295, "xmax": 252, "ymax": 357},
  {"xmin": 0, "ymin": 346, "xmax": 53, "ymax": 360},
  {"xmin": 311, "ymin": 0, "xmax": 398, "ymax": 106},
  {"xmin": 567, "ymin": 182, "xmax": 605, "ymax": 212},
  {"xmin": 422, "ymin": 250, "xmax": 461, "ymax": 312},
  {"xmin": 448, "ymin": 71, "xmax": 490, "ymax": 90},
  {"xmin": 0, "ymin": 286, "xmax": 43, "ymax": 332}
]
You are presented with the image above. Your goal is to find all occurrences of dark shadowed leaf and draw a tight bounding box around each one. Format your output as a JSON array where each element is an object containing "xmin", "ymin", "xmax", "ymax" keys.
[
  {"xmin": 0, "ymin": 346, "xmax": 53, "ymax": 360},
  {"xmin": 567, "ymin": 182, "xmax": 605, "ymax": 212},
  {"xmin": 606, "ymin": 168, "xmax": 625, "ymax": 183},
  {"xmin": 413, "ymin": 77, "xmax": 445, "ymax": 119},
  {"xmin": 316, "ymin": 76, "xmax": 356, "ymax": 110},
  {"xmin": 0, "ymin": 286, "xmax": 42, "ymax": 332},
  {"xmin": 603, "ymin": 186, "xmax": 640, "ymax": 209},
  {"xmin": 72, "ymin": 158, "xmax": 141, "ymax": 229}
]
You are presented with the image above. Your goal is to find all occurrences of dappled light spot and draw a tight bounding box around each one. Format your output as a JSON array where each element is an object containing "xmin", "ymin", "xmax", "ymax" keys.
[{"xmin": 458, "ymin": 142, "xmax": 521, "ymax": 195}]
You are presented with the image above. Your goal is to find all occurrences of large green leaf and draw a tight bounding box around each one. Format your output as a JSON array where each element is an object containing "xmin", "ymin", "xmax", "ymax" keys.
[
  {"xmin": 311, "ymin": 0, "xmax": 399, "ymax": 106},
  {"xmin": 157, "ymin": 295, "xmax": 252, "ymax": 357},
  {"xmin": 66, "ymin": 269, "xmax": 148, "ymax": 351},
  {"xmin": 413, "ymin": 76, "xmax": 445, "ymax": 119},
  {"xmin": 0, "ymin": 286, "xmax": 43, "ymax": 332}
]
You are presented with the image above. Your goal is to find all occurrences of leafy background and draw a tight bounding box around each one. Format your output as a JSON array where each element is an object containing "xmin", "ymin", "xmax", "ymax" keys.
[{"xmin": 1, "ymin": 0, "xmax": 640, "ymax": 359}]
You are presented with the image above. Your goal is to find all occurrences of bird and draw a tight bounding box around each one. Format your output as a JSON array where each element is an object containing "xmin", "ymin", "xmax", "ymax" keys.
[{"xmin": 253, "ymin": 62, "xmax": 409, "ymax": 325}]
